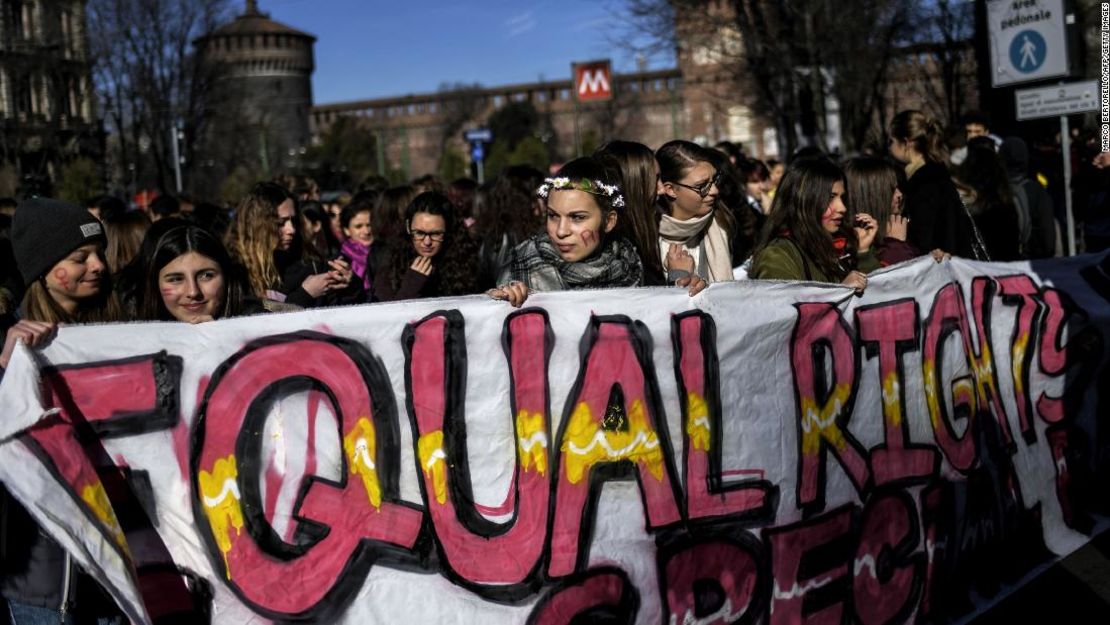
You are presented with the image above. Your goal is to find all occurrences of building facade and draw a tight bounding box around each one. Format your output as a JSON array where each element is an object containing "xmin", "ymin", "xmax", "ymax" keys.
[
  {"xmin": 0, "ymin": 0, "xmax": 98, "ymax": 196},
  {"xmin": 311, "ymin": 69, "xmax": 687, "ymax": 180}
]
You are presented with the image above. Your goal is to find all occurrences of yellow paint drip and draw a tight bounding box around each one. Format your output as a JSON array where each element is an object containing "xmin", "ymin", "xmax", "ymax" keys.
[
  {"xmin": 881, "ymin": 371, "xmax": 902, "ymax": 428},
  {"xmin": 1012, "ymin": 331, "xmax": 1030, "ymax": 397},
  {"xmin": 686, "ymin": 392, "xmax": 710, "ymax": 452},
  {"xmin": 923, "ymin": 360, "xmax": 941, "ymax": 430},
  {"xmin": 199, "ymin": 455, "xmax": 243, "ymax": 579},
  {"xmin": 799, "ymin": 383, "xmax": 852, "ymax": 456},
  {"xmin": 80, "ymin": 481, "xmax": 128, "ymax": 554},
  {"xmin": 562, "ymin": 399, "xmax": 665, "ymax": 485},
  {"xmin": 515, "ymin": 410, "xmax": 548, "ymax": 475},
  {"xmin": 418, "ymin": 430, "xmax": 448, "ymax": 504},
  {"xmin": 343, "ymin": 417, "xmax": 382, "ymax": 509}
]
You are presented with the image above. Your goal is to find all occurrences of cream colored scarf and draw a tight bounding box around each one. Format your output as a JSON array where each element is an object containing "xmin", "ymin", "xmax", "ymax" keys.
[{"xmin": 658, "ymin": 211, "xmax": 733, "ymax": 282}]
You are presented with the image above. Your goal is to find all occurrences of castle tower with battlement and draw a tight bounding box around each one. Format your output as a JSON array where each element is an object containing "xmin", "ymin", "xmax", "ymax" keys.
[{"xmin": 195, "ymin": 0, "xmax": 315, "ymax": 176}]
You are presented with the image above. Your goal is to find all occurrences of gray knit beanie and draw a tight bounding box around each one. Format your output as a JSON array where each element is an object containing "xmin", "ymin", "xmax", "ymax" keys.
[{"xmin": 12, "ymin": 198, "xmax": 107, "ymax": 287}]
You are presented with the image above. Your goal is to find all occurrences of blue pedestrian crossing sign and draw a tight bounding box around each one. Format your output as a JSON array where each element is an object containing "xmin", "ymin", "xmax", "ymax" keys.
[
  {"xmin": 1009, "ymin": 30, "xmax": 1046, "ymax": 73},
  {"xmin": 987, "ymin": 0, "xmax": 1068, "ymax": 87},
  {"xmin": 471, "ymin": 142, "xmax": 484, "ymax": 162}
]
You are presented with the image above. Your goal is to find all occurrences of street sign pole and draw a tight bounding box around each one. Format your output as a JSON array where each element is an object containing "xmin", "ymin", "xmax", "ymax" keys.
[
  {"xmin": 465, "ymin": 129, "xmax": 491, "ymax": 184},
  {"xmin": 571, "ymin": 59, "xmax": 613, "ymax": 159},
  {"xmin": 170, "ymin": 125, "xmax": 183, "ymax": 194},
  {"xmin": 1061, "ymin": 113, "xmax": 1075, "ymax": 255},
  {"xmin": 1013, "ymin": 80, "xmax": 1098, "ymax": 256}
]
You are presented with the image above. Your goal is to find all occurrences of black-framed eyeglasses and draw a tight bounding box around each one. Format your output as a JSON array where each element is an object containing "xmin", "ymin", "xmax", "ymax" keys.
[
  {"xmin": 410, "ymin": 229, "xmax": 446, "ymax": 242},
  {"xmin": 670, "ymin": 171, "xmax": 722, "ymax": 198}
]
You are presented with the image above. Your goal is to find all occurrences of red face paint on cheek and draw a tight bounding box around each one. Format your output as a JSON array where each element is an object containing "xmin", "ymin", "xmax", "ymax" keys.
[
  {"xmin": 160, "ymin": 288, "xmax": 176, "ymax": 299},
  {"xmin": 581, "ymin": 230, "xmax": 596, "ymax": 246},
  {"xmin": 53, "ymin": 268, "xmax": 70, "ymax": 290}
]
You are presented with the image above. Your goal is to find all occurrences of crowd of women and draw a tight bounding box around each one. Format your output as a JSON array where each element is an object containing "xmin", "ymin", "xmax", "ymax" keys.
[{"xmin": 0, "ymin": 108, "xmax": 1104, "ymax": 623}]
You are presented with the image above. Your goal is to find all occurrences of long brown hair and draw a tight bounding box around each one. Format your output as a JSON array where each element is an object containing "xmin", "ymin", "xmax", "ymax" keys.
[
  {"xmin": 227, "ymin": 181, "xmax": 293, "ymax": 298},
  {"xmin": 594, "ymin": 141, "xmax": 663, "ymax": 277},
  {"xmin": 138, "ymin": 225, "xmax": 245, "ymax": 321},
  {"xmin": 755, "ymin": 157, "xmax": 856, "ymax": 281},
  {"xmin": 890, "ymin": 110, "xmax": 948, "ymax": 163},
  {"xmin": 843, "ymin": 157, "xmax": 900, "ymax": 248},
  {"xmin": 104, "ymin": 211, "xmax": 151, "ymax": 275},
  {"xmin": 373, "ymin": 185, "xmax": 417, "ymax": 243}
]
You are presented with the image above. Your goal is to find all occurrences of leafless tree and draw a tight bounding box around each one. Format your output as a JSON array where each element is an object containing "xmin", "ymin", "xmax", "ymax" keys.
[
  {"xmin": 906, "ymin": 0, "xmax": 976, "ymax": 127},
  {"xmin": 620, "ymin": 0, "xmax": 961, "ymax": 155},
  {"xmin": 87, "ymin": 0, "xmax": 231, "ymax": 193}
]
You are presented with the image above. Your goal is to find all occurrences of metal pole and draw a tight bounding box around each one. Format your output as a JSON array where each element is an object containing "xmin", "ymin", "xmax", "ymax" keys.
[
  {"xmin": 1061, "ymin": 115, "xmax": 1075, "ymax": 256},
  {"xmin": 170, "ymin": 125, "xmax": 183, "ymax": 194},
  {"xmin": 477, "ymin": 159, "xmax": 484, "ymax": 185}
]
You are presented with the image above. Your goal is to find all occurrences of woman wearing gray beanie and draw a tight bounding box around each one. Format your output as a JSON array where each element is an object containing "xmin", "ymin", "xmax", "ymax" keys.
[
  {"xmin": 1, "ymin": 197, "xmax": 125, "ymax": 624},
  {"xmin": 0, "ymin": 198, "xmax": 123, "ymax": 369}
]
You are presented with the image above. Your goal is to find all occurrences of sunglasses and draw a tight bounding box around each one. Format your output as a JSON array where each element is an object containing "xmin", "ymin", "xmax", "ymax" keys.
[{"xmin": 670, "ymin": 171, "xmax": 722, "ymax": 198}]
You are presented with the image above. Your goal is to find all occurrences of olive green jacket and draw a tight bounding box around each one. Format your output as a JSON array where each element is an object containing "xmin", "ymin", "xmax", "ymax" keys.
[{"xmin": 750, "ymin": 237, "xmax": 881, "ymax": 284}]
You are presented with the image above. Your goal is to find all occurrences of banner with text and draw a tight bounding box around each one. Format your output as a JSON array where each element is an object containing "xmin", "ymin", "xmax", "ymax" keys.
[{"xmin": 1, "ymin": 254, "xmax": 1108, "ymax": 624}]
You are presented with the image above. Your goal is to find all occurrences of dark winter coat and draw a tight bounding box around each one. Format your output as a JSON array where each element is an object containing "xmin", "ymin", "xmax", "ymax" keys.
[{"xmin": 901, "ymin": 161, "xmax": 976, "ymax": 258}]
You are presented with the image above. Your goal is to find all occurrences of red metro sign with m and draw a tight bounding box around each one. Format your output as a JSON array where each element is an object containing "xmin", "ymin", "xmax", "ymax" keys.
[{"xmin": 573, "ymin": 59, "xmax": 612, "ymax": 102}]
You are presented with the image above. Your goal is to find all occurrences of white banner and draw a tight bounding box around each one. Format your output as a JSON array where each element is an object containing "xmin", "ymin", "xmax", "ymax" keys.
[{"xmin": 1, "ymin": 254, "xmax": 1108, "ymax": 624}]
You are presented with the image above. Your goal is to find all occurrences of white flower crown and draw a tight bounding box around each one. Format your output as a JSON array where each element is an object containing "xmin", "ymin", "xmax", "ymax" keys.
[{"xmin": 536, "ymin": 177, "xmax": 625, "ymax": 209}]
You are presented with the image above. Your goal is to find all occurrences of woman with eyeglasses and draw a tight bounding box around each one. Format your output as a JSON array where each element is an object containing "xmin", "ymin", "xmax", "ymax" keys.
[
  {"xmin": 656, "ymin": 140, "xmax": 736, "ymax": 283},
  {"xmin": 372, "ymin": 191, "xmax": 483, "ymax": 301}
]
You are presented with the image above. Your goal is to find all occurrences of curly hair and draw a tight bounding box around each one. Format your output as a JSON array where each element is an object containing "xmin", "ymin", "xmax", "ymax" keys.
[
  {"xmin": 383, "ymin": 191, "xmax": 482, "ymax": 297},
  {"xmin": 226, "ymin": 181, "xmax": 294, "ymax": 298}
]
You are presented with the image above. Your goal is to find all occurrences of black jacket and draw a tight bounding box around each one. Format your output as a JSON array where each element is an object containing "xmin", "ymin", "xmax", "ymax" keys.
[
  {"xmin": 901, "ymin": 161, "xmax": 976, "ymax": 259},
  {"xmin": 278, "ymin": 256, "xmax": 366, "ymax": 308}
]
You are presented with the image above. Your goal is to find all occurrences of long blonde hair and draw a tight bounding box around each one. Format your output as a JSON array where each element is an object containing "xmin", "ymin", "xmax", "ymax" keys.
[
  {"xmin": 21, "ymin": 277, "xmax": 121, "ymax": 324},
  {"xmin": 227, "ymin": 182, "xmax": 293, "ymax": 298}
]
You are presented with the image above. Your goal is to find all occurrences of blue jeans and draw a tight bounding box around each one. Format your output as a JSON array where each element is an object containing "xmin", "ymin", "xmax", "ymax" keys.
[{"xmin": 5, "ymin": 599, "xmax": 123, "ymax": 625}]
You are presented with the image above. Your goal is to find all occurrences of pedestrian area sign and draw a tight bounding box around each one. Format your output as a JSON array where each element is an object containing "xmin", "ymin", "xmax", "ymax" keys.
[{"xmin": 987, "ymin": 0, "xmax": 1068, "ymax": 87}]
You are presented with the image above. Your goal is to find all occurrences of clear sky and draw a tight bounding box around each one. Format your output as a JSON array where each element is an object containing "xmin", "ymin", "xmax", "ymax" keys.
[{"xmin": 258, "ymin": 0, "xmax": 673, "ymax": 105}]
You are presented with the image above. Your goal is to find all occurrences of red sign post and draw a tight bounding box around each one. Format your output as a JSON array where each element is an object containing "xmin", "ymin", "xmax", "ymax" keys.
[
  {"xmin": 571, "ymin": 59, "xmax": 613, "ymax": 156},
  {"xmin": 572, "ymin": 60, "xmax": 613, "ymax": 102}
]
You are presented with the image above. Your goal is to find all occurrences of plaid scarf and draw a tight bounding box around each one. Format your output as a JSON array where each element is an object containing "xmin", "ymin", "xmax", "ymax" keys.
[{"xmin": 504, "ymin": 234, "xmax": 643, "ymax": 292}]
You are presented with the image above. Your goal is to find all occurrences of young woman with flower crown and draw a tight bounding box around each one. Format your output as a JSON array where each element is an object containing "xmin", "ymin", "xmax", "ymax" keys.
[{"xmin": 489, "ymin": 157, "xmax": 706, "ymax": 307}]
